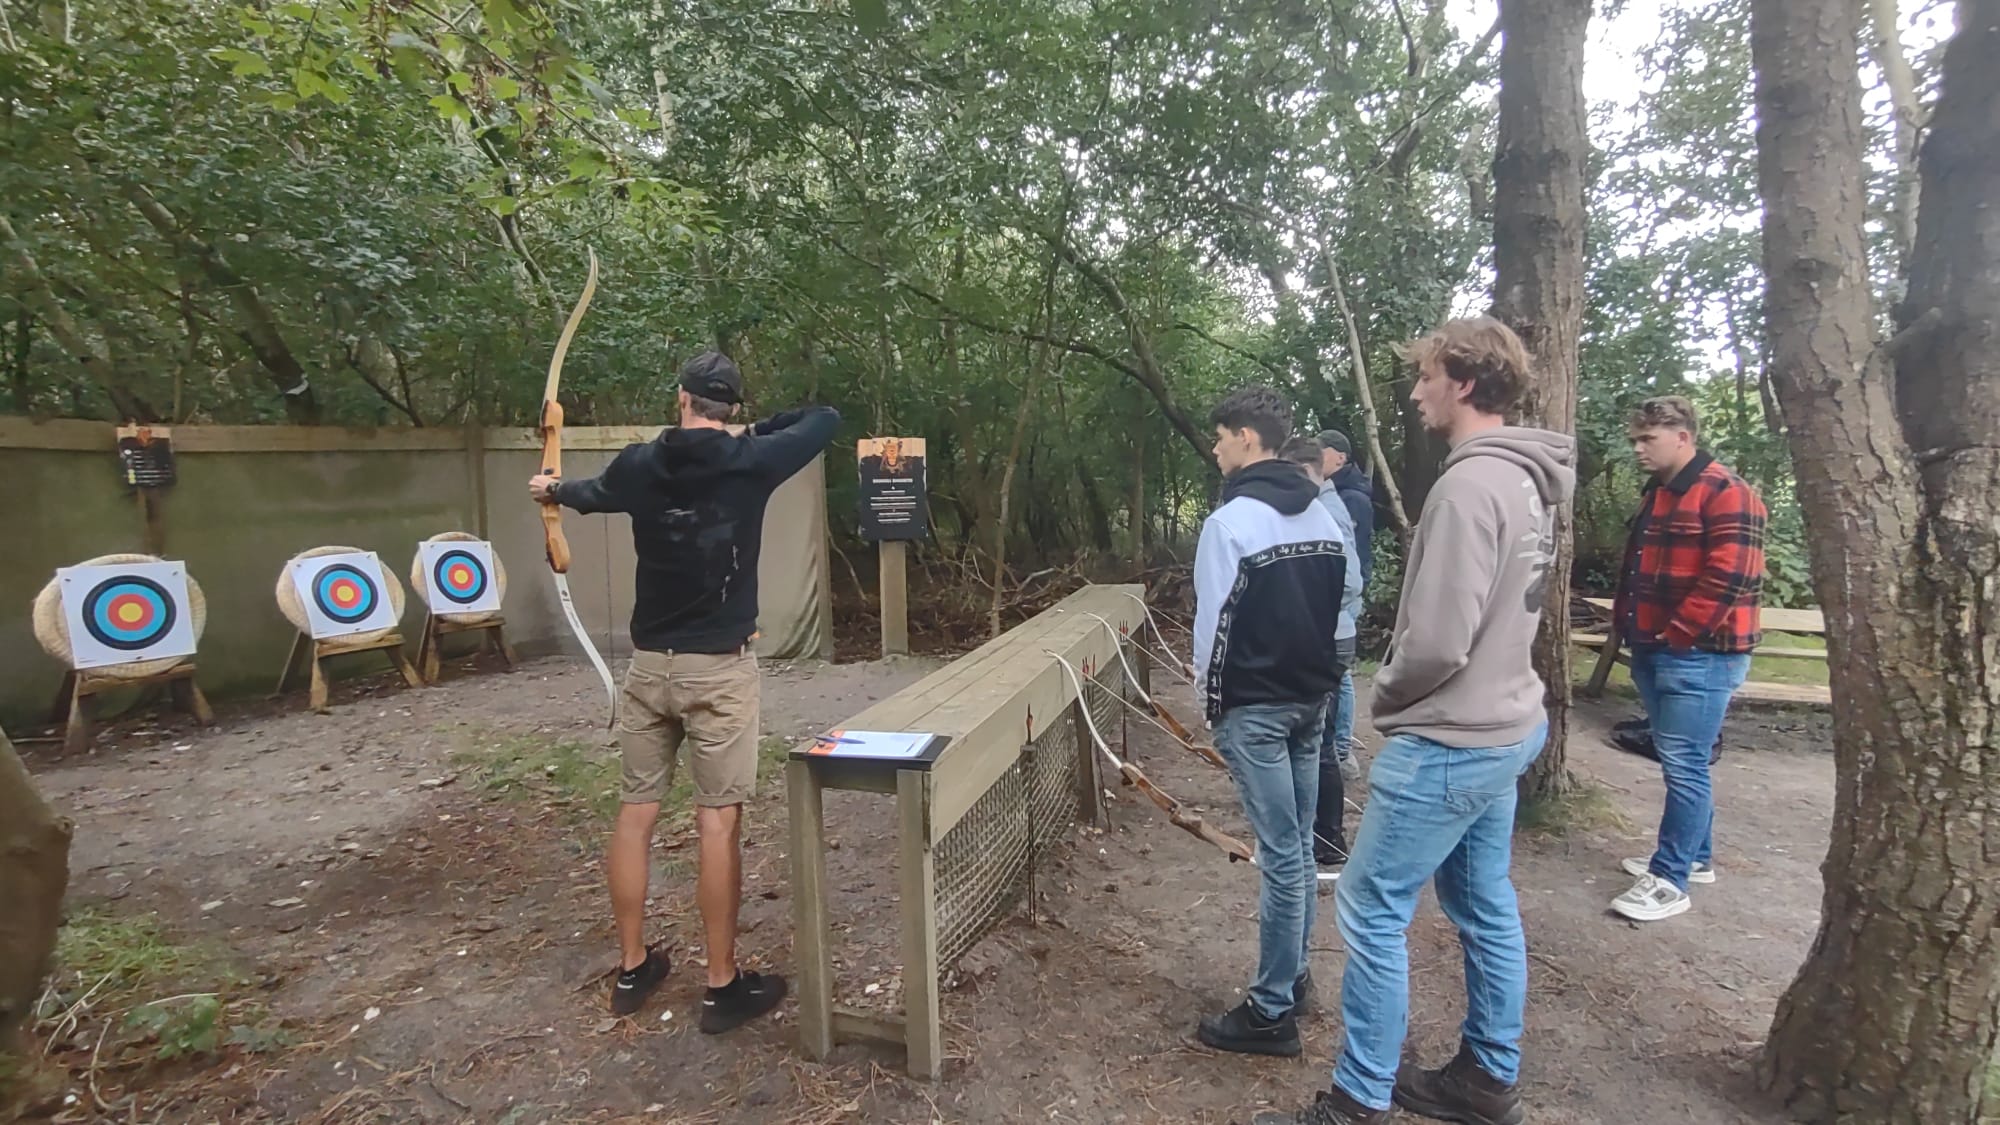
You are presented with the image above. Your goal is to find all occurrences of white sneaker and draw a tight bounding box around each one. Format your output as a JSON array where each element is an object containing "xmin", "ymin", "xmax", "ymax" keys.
[
  {"xmin": 1611, "ymin": 874, "xmax": 1691, "ymax": 921},
  {"xmin": 1621, "ymin": 856, "xmax": 1716, "ymax": 884}
]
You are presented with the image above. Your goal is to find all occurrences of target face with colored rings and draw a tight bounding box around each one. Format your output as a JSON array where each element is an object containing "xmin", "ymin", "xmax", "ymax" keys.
[
  {"xmin": 432, "ymin": 549, "xmax": 490, "ymax": 606},
  {"xmin": 313, "ymin": 564, "xmax": 382, "ymax": 624},
  {"xmin": 82, "ymin": 576, "xmax": 178, "ymax": 650}
]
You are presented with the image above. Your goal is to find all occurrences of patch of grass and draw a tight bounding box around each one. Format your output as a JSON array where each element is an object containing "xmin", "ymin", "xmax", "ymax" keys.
[
  {"xmin": 53, "ymin": 909, "xmax": 231, "ymax": 1003},
  {"xmin": 1749, "ymin": 630, "xmax": 1829, "ymax": 686},
  {"xmin": 35, "ymin": 908, "xmax": 286, "ymax": 1067},
  {"xmin": 1516, "ymin": 780, "xmax": 1631, "ymax": 838},
  {"xmin": 452, "ymin": 732, "xmax": 621, "ymax": 824},
  {"xmin": 1569, "ymin": 630, "xmax": 1829, "ymax": 690}
]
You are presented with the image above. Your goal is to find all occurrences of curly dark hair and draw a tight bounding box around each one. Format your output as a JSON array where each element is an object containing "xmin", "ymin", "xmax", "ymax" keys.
[{"xmin": 1208, "ymin": 385, "xmax": 1293, "ymax": 453}]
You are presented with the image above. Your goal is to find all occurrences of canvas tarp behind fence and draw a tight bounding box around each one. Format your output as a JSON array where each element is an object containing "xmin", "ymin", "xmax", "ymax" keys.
[{"xmin": 0, "ymin": 418, "xmax": 831, "ymax": 730}]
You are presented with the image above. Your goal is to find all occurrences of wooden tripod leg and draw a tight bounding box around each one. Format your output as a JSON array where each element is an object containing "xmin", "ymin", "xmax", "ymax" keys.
[
  {"xmin": 275, "ymin": 634, "xmax": 308, "ymax": 698},
  {"xmin": 418, "ymin": 620, "xmax": 441, "ymax": 684},
  {"xmin": 309, "ymin": 644, "xmax": 331, "ymax": 714},
  {"xmin": 494, "ymin": 624, "xmax": 517, "ymax": 669},
  {"xmin": 63, "ymin": 678, "xmax": 91, "ymax": 754},
  {"xmin": 51, "ymin": 670, "xmax": 78, "ymax": 725},
  {"xmin": 184, "ymin": 678, "xmax": 216, "ymax": 724},
  {"xmin": 392, "ymin": 644, "xmax": 425, "ymax": 690}
]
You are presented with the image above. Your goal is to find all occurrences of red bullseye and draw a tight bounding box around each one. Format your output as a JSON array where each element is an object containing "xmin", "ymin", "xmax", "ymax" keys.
[{"xmin": 109, "ymin": 593, "xmax": 156, "ymax": 629}]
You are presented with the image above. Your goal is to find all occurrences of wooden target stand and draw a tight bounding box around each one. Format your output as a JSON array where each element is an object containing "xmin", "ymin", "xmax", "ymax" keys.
[
  {"xmin": 52, "ymin": 665, "xmax": 214, "ymax": 754},
  {"xmin": 275, "ymin": 630, "xmax": 424, "ymax": 714},
  {"xmin": 34, "ymin": 552, "xmax": 215, "ymax": 754},
  {"xmin": 413, "ymin": 615, "xmax": 517, "ymax": 684},
  {"xmin": 408, "ymin": 534, "xmax": 514, "ymax": 685}
]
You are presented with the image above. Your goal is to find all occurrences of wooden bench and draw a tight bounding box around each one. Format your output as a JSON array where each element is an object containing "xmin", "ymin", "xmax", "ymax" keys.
[
  {"xmin": 788, "ymin": 583, "xmax": 1144, "ymax": 1079},
  {"xmin": 1575, "ymin": 597, "xmax": 1831, "ymax": 706}
]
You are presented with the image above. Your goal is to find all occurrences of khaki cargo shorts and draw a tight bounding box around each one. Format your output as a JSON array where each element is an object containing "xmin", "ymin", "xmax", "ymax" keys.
[{"xmin": 617, "ymin": 648, "xmax": 760, "ymax": 807}]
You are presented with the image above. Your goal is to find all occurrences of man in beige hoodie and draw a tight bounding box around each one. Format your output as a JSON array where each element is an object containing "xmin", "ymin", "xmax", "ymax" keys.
[{"xmin": 1256, "ymin": 317, "xmax": 1575, "ymax": 1125}]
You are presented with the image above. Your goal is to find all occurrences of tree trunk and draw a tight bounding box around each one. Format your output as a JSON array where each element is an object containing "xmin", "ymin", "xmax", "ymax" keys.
[
  {"xmin": 1128, "ymin": 423, "xmax": 1147, "ymax": 567},
  {"xmin": 1751, "ymin": 0, "xmax": 2000, "ymax": 1121},
  {"xmin": 1863, "ymin": 0, "xmax": 1922, "ymax": 270},
  {"xmin": 1322, "ymin": 250, "xmax": 1413, "ymax": 538},
  {"xmin": 1492, "ymin": 0, "xmax": 1590, "ymax": 803},
  {"xmin": 0, "ymin": 727, "xmax": 71, "ymax": 1040},
  {"xmin": 10, "ymin": 308, "xmax": 30, "ymax": 411}
]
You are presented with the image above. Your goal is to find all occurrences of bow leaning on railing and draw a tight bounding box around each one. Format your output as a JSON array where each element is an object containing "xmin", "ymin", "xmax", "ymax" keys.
[
  {"xmin": 536, "ymin": 249, "xmax": 619, "ymax": 725},
  {"xmin": 1048, "ymin": 648, "xmax": 1254, "ymax": 864}
]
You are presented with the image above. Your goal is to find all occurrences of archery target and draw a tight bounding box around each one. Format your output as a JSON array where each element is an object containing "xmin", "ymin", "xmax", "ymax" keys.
[
  {"xmin": 58, "ymin": 561, "xmax": 198, "ymax": 669},
  {"xmin": 289, "ymin": 551, "xmax": 400, "ymax": 639},
  {"xmin": 416, "ymin": 539, "xmax": 501, "ymax": 615}
]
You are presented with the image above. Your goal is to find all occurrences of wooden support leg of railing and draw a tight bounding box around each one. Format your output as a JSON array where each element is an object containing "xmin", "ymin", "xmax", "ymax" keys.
[
  {"xmin": 898, "ymin": 768, "xmax": 941, "ymax": 1080},
  {"xmin": 788, "ymin": 759, "xmax": 834, "ymax": 1060}
]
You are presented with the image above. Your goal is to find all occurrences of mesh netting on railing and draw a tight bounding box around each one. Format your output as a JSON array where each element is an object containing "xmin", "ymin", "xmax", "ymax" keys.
[{"xmin": 931, "ymin": 641, "xmax": 1147, "ymax": 971}]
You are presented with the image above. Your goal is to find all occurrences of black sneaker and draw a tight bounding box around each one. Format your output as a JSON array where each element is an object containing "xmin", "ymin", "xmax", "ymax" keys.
[
  {"xmin": 698, "ymin": 969, "xmax": 788, "ymax": 1034},
  {"xmin": 1196, "ymin": 997, "xmax": 1300, "ymax": 1057},
  {"xmin": 1291, "ymin": 970, "xmax": 1317, "ymax": 1019},
  {"xmin": 609, "ymin": 947, "xmax": 670, "ymax": 1016},
  {"xmin": 1251, "ymin": 1087, "xmax": 1389, "ymax": 1124}
]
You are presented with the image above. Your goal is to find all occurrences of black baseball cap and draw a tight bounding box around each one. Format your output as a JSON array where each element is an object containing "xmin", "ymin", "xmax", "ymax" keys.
[
  {"xmin": 678, "ymin": 351, "xmax": 743, "ymax": 405},
  {"xmin": 1317, "ymin": 429, "xmax": 1354, "ymax": 456}
]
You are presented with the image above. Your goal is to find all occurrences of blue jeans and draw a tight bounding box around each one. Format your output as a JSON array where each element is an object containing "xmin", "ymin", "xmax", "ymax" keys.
[
  {"xmin": 1332, "ymin": 721, "xmax": 1548, "ymax": 1111},
  {"xmin": 1629, "ymin": 648, "xmax": 1751, "ymax": 891},
  {"xmin": 1213, "ymin": 700, "xmax": 1325, "ymax": 1020},
  {"xmin": 1315, "ymin": 652, "xmax": 1358, "ymax": 854},
  {"xmin": 1320, "ymin": 667, "xmax": 1356, "ymax": 759}
]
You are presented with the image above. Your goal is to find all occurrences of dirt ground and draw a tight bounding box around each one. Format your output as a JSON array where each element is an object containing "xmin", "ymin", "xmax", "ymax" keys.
[{"xmin": 10, "ymin": 645, "xmax": 1835, "ymax": 1124}]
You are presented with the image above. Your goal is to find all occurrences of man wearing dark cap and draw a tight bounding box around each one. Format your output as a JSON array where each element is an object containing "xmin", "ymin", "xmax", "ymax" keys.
[
  {"xmin": 1316, "ymin": 431, "xmax": 1374, "ymax": 588},
  {"xmin": 530, "ymin": 350, "xmax": 839, "ymax": 1030}
]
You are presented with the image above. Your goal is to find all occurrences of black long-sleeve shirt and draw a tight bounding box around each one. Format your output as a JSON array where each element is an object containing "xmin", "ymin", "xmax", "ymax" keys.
[{"xmin": 553, "ymin": 407, "xmax": 840, "ymax": 653}]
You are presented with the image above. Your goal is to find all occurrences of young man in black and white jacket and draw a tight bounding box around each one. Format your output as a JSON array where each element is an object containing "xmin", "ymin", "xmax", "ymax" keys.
[{"xmin": 1192, "ymin": 386, "xmax": 1350, "ymax": 1058}]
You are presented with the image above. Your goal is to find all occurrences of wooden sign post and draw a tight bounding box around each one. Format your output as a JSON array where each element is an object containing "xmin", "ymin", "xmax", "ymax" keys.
[{"xmin": 858, "ymin": 437, "xmax": 929, "ymax": 657}]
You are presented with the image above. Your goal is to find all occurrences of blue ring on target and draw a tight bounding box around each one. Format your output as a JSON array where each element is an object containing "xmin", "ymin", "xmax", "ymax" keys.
[
  {"xmin": 312, "ymin": 563, "xmax": 380, "ymax": 624},
  {"xmin": 431, "ymin": 549, "xmax": 490, "ymax": 606},
  {"xmin": 82, "ymin": 576, "xmax": 177, "ymax": 651}
]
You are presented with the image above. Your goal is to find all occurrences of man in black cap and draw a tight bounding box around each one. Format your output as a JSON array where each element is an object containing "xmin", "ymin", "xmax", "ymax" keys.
[
  {"xmin": 1316, "ymin": 431, "xmax": 1374, "ymax": 589},
  {"xmin": 530, "ymin": 350, "xmax": 838, "ymax": 1030}
]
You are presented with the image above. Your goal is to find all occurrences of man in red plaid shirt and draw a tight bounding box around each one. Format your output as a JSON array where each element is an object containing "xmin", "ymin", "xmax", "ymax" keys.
[{"xmin": 1608, "ymin": 396, "xmax": 1766, "ymax": 922}]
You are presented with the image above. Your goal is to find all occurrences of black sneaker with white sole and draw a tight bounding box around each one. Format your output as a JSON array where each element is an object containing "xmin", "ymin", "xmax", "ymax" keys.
[
  {"xmin": 610, "ymin": 947, "xmax": 671, "ymax": 1016},
  {"xmin": 699, "ymin": 969, "xmax": 788, "ymax": 1034},
  {"xmin": 1196, "ymin": 997, "xmax": 1301, "ymax": 1057}
]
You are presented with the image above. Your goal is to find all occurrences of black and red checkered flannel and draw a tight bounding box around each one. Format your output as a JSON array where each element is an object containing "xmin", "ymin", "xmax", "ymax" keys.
[{"xmin": 1613, "ymin": 452, "xmax": 1767, "ymax": 653}]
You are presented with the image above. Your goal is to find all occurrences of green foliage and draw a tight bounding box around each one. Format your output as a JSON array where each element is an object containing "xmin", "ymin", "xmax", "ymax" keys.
[
  {"xmin": 43, "ymin": 909, "xmax": 285, "ymax": 1064},
  {"xmin": 6, "ymin": 0, "xmax": 1923, "ymax": 600},
  {"xmin": 123, "ymin": 995, "xmax": 222, "ymax": 1060},
  {"xmin": 53, "ymin": 910, "xmax": 220, "ymax": 997}
]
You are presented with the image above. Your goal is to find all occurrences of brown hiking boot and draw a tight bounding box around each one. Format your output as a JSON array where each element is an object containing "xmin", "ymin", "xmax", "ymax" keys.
[
  {"xmin": 1392, "ymin": 1042, "xmax": 1524, "ymax": 1125},
  {"xmin": 1250, "ymin": 1085, "xmax": 1389, "ymax": 1124}
]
